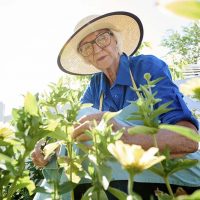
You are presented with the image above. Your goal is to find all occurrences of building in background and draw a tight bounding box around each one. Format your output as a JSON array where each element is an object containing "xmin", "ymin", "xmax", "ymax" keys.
[{"xmin": 0, "ymin": 101, "xmax": 12, "ymax": 122}]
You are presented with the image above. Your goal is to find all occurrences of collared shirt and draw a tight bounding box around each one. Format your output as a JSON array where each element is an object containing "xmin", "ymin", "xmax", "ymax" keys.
[{"xmin": 81, "ymin": 53, "xmax": 199, "ymax": 129}]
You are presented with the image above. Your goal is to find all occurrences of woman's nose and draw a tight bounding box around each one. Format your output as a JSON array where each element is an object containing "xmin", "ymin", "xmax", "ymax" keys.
[{"xmin": 93, "ymin": 43, "xmax": 102, "ymax": 54}]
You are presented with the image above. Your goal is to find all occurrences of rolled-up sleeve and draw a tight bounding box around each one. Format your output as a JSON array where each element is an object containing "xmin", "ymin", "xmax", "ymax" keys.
[{"xmin": 150, "ymin": 59, "xmax": 199, "ymax": 130}]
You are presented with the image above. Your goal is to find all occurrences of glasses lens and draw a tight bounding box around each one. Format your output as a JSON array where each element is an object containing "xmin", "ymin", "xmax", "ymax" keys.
[
  {"xmin": 79, "ymin": 43, "xmax": 93, "ymax": 57},
  {"xmin": 79, "ymin": 32, "xmax": 112, "ymax": 57},
  {"xmin": 96, "ymin": 32, "xmax": 111, "ymax": 48}
]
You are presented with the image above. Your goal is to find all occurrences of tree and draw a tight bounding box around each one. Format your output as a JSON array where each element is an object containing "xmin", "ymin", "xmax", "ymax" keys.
[{"xmin": 161, "ymin": 21, "xmax": 200, "ymax": 68}]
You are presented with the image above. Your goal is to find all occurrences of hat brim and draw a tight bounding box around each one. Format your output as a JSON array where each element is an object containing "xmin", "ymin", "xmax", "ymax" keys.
[{"xmin": 57, "ymin": 11, "xmax": 143, "ymax": 75}]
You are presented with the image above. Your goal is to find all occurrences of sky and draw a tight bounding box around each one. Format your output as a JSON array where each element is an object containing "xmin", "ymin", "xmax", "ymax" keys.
[{"xmin": 0, "ymin": 0, "xmax": 192, "ymax": 115}]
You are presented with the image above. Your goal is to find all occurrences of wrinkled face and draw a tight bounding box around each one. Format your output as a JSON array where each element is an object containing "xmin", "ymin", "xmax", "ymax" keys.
[{"xmin": 78, "ymin": 29, "xmax": 120, "ymax": 71}]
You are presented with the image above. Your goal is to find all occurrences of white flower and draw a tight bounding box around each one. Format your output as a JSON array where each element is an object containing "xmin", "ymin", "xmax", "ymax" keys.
[{"xmin": 108, "ymin": 140, "xmax": 165, "ymax": 172}]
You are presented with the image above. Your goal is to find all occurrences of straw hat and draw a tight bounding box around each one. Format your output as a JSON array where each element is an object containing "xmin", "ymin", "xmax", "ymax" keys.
[{"xmin": 57, "ymin": 11, "xmax": 143, "ymax": 75}]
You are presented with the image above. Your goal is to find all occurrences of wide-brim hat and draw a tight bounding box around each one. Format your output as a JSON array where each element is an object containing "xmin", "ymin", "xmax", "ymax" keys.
[{"xmin": 57, "ymin": 11, "xmax": 143, "ymax": 75}]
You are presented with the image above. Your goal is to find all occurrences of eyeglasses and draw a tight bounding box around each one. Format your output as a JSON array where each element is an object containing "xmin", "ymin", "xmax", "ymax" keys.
[{"xmin": 78, "ymin": 31, "xmax": 113, "ymax": 57}]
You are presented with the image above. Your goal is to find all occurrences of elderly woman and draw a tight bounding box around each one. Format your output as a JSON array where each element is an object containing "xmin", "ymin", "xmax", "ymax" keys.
[{"xmin": 32, "ymin": 11, "xmax": 199, "ymax": 199}]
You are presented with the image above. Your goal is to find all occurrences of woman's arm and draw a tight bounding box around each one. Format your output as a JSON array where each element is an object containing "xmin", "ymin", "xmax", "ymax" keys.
[
  {"xmin": 72, "ymin": 114, "xmax": 199, "ymax": 156},
  {"xmin": 120, "ymin": 120, "xmax": 198, "ymax": 156}
]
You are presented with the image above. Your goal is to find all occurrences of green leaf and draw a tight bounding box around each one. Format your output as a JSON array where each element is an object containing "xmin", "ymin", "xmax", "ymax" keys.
[
  {"xmin": 103, "ymin": 111, "xmax": 120, "ymax": 122},
  {"xmin": 81, "ymin": 186, "xmax": 95, "ymax": 200},
  {"xmin": 155, "ymin": 189, "xmax": 174, "ymax": 200},
  {"xmin": 166, "ymin": 159, "xmax": 198, "ymax": 176},
  {"xmin": 0, "ymin": 153, "xmax": 13, "ymax": 163},
  {"xmin": 159, "ymin": 124, "xmax": 200, "ymax": 142},
  {"xmin": 47, "ymin": 127, "xmax": 67, "ymax": 140},
  {"xmin": 149, "ymin": 166, "xmax": 165, "ymax": 177},
  {"xmin": 108, "ymin": 186, "xmax": 127, "ymax": 200},
  {"xmin": 176, "ymin": 189, "xmax": 200, "ymax": 200},
  {"xmin": 98, "ymin": 165, "xmax": 112, "ymax": 190},
  {"xmin": 34, "ymin": 186, "xmax": 51, "ymax": 194},
  {"xmin": 58, "ymin": 181, "xmax": 77, "ymax": 195},
  {"xmin": 150, "ymin": 101, "xmax": 173, "ymax": 119},
  {"xmin": 43, "ymin": 142, "xmax": 61, "ymax": 159},
  {"xmin": 24, "ymin": 92, "xmax": 39, "ymax": 116},
  {"xmin": 16, "ymin": 176, "xmax": 36, "ymax": 195},
  {"xmin": 149, "ymin": 77, "xmax": 164, "ymax": 86},
  {"xmin": 128, "ymin": 125, "xmax": 158, "ymax": 135}
]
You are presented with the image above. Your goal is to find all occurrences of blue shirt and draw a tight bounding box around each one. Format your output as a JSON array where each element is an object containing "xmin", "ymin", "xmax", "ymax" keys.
[{"xmin": 81, "ymin": 53, "xmax": 199, "ymax": 129}]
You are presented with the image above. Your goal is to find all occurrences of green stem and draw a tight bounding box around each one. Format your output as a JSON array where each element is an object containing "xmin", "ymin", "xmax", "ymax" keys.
[
  {"xmin": 164, "ymin": 177, "xmax": 174, "ymax": 198},
  {"xmin": 68, "ymin": 143, "xmax": 75, "ymax": 200},
  {"xmin": 152, "ymin": 135, "xmax": 174, "ymax": 197},
  {"xmin": 6, "ymin": 152, "xmax": 28, "ymax": 200},
  {"xmin": 128, "ymin": 171, "xmax": 134, "ymax": 196}
]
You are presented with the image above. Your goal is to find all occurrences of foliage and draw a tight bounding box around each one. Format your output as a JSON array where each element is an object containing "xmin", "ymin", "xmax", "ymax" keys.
[
  {"xmin": 134, "ymin": 41, "xmax": 152, "ymax": 56},
  {"xmin": 161, "ymin": 21, "xmax": 200, "ymax": 70}
]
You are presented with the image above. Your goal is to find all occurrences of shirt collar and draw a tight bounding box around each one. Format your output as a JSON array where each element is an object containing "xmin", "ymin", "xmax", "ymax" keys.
[{"xmin": 98, "ymin": 53, "xmax": 132, "ymax": 99}]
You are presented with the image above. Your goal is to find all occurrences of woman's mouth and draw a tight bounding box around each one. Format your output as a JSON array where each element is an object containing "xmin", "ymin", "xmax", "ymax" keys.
[{"xmin": 97, "ymin": 55, "xmax": 107, "ymax": 62}]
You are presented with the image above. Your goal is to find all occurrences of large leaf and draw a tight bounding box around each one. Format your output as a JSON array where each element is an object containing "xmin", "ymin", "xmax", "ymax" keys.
[
  {"xmin": 160, "ymin": 124, "xmax": 200, "ymax": 142},
  {"xmin": 128, "ymin": 125, "xmax": 158, "ymax": 135},
  {"xmin": 107, "ymin": 186, "xmax": 127, "ymax": 200},
  {"xmin": 24, "ymin": 92, "xmax": 39, "ymax": 116}
]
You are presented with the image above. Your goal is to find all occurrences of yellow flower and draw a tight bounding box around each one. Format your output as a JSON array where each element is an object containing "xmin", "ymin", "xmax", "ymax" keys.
[
  {"xmin": 180, "ymin": 78, "xmax": 200, "ymax": 97},
  {"xmin": 0, "ymin": 122, "xmax": 14, "ymax": 138},
  {"xmin": 108, "ymin": 140, "xmax": 165, "ymax": 172}
]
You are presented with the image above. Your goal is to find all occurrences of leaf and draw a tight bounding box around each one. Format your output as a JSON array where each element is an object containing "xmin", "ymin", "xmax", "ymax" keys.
[
  {"xmin": 166, "ymin": 159, "xmax": 198, "ymax": 176},
  {"xmin": 128, "ymin": 125, "xmax": 158, "ymax": 135},
  {"xmin": 58, "ymin": 181, "xmax": 77, "ymax": 195},
  {"xmin": 16, "ymin": 176, "xmax": 36, "ymax": 195},
  {"xmin": 43, "ymin": 142, "xmax": 61, "ymax": 159},
  {"xmin": 47, "ymin": 127, "xmax": 67, "ymax": 140},
  {"xmin": 0, "ymin": 153, "xmax": 13, "ymax": 163},
  {"xmin": 176, "ymin": 189, "xmax": 200, "ymax": 200},
  {"xmin": 98, "ymin": 165, "xmax": 112, "ymax": 190},
  {"xmin": 150, "ymin": 101, "xmax": 173, "ymax": 119},
  {"xmin": 81, "ymin": 186, "xmax": 95, "ymax": 200},
  {"xmin": 34, "ymin": 186, "xmax": 51, "ymax": 194},
  {"xmin": 155, "ymin": 189, "xmax": 174, "ymax": 200},
  {"xmin": 159, "ymin": 124, "xmax": 200, "ymax": 142},
  {"xmin": 24, "ymin": 92, "xmax": 39, "ymax": 116},
  {"xmin": 107, "ymin": 186, "xmax": 127, "ymax": 200},
  {"xmin": 45, "ymin": 119, "xmax": 60, "ymax": 131},
  {"xmin": 103, "ymin": 111, "xmax": 120, "ymax": 122}
]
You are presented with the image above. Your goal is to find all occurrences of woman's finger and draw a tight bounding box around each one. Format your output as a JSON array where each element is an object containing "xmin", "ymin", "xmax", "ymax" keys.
[
  {"xmin": 72, "ymin": 121, "xmax": 91, "ymax": 139},
  {"xmin": 76, "ymin": 134, "xmax": 92, "ymax": 142},
  {"xmin": 79, "ymin": 112, "xmax": 105, "ymax": 123}
]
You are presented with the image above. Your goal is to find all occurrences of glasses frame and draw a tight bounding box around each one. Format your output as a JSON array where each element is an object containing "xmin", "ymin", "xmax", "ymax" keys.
[{"xmin": 78, "ymin": 31, "xmax": 114, "ymax": 57}]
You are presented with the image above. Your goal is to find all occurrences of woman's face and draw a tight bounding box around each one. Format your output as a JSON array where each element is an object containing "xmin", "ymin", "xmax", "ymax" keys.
[{"xmin": 78, "ymin": 29, "xmax": 120, "ymax": 72}]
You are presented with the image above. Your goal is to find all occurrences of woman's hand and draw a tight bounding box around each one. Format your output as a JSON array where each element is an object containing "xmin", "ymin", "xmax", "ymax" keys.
[
  {"xmin": 31, "ymin": 139, "xmax": 51, "ymax": 168},
  {"xmin": 72, "ymin": 112, "xmax": 124, "ymax": 142},
  {"xmin": 72, "ymin": 112, "xmax": 105, "ymax": 142}
]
